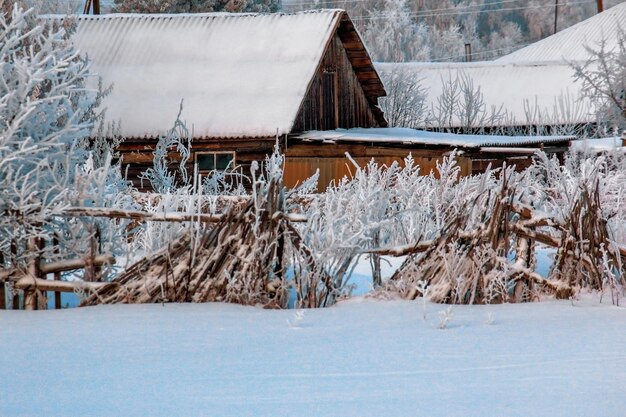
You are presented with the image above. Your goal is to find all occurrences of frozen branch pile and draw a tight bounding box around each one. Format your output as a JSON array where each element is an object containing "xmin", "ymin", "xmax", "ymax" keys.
[
  {"xmin": 384, "ymin": 159, "xmax": 626, "ymax": 304},
  {"xmin": 81, "ymin": 154, "xmax": 333, "ymax": 308},
  {"xmin": 551, "ymin": 179, "xmax": 626, "ymax": 296}
]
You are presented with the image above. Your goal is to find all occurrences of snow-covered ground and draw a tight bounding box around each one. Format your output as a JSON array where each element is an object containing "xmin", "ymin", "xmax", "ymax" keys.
[{"xmin": 2, "ymin": 296, "xmax": 626, "ymax": 416}]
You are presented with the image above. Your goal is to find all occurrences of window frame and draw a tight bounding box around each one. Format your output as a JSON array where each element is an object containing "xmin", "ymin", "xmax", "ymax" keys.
[{"xmin": 194, "ymin": 151, "xmax": 237, "ymax": 172}]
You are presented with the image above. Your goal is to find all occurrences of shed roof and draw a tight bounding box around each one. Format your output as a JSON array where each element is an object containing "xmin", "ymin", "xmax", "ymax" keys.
[
  {"xmin": 63, "ymin": 10, "xmax": 384, "ymax": 139},
  {"xmin": 496, "ymin": 3, "xmax": 626, "ymax": 63},
  {"xmin": 376, "ymin": 61, "xmax": 595, "ymax": 128},
  {"xmin": 298, "ymin": 128, "xmax": 574, "ymax": 149}
]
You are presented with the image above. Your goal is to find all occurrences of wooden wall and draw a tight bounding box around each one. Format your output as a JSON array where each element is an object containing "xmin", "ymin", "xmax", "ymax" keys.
[
  {"xmin": 118, "ymin": 139, "xmax": 571, "ymax": 192},
  {"xmin": 117, "ymin": 139, "xmax": 277, "ymax": 190},
  {"xmin": 119, "ymin": 138, "xmax": 477, "ymax": 192},
  {"xmin": 292, "ymin": 33, "xmax": 381, "ymax": 132},
  {"xmin": 283, "ymin": 143, "xmax": 472, "ymax": 190}
]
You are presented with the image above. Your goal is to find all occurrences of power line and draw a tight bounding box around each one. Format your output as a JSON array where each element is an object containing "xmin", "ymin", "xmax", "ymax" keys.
[
  {"xmin": 349, "ymin": 0, "xmax": 595, "ymax": 21},
  {"xmin": 286, "ymin": 0, "xmax": 520, "ymax": 9},
  {"xmin": 426, "ymin": 41, "xmax": 534, "ymax": 62},
  {"xmin": 286, "ymin": 0, "xmax": 596, "ymax": 20}
]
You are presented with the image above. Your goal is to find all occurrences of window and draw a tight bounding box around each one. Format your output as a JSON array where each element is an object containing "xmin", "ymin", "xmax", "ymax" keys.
[{"xmin": 195, "ymin": 152, "xmax": 235, "ymax": 171}]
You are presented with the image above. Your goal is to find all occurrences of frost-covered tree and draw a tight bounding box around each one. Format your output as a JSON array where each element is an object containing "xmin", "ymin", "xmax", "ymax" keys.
[
  {"xmin": 571, "ymin": 30, "xmax": 626, "ymax": 133},
  {"xmin": 360, "ymin": 0, "xmax": 430, "ymax": 62},
  {"xmin": 0, "ymin": 5, "xmax": 131, "ymax": 277},
  {"xmin": 288, "ymin": 0, "xmax": 624, "ymax": 62},
  {"xmin": 379, "ymin": 66, "xmax": 430, "ymax": 128},
  {"xmin": 21, "ymin": 0, "xmax": 82, "ymax": 14},
  {"xmin": 112, "ymin": 0, "xmax": 280, "ymax": 14}
]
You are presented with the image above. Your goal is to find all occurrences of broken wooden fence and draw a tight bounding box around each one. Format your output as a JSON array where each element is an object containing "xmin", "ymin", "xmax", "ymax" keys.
[
  {"xmin": 3, "ymin": 183, "xmax": 626, "ymax": 310},
  {"xmin": 0, "ymin": 205, "xmax": 306, "ymax": 310},
  {"xmin": 0, "ymin": 229, "xmax": 114, "ymax": 311}
]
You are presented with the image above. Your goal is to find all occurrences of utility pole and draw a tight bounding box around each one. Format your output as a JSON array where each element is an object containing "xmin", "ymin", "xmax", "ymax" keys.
[
  {"xmin": 554, "ymin": 0, "xmax": 559, "ymax": 34},
  {"xmin": 464, "ymin": 43, "xmax": 472, "ymax": 63},
  {"xmin": 597, "ymin": 0, "xmax": 604, "ymax": 13},
  {"xmin": 83, "ymin": 0, "xmax": 100, "ymax": 14}
]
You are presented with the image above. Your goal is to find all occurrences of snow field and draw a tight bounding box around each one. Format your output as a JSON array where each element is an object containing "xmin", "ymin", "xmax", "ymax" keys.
[{"xmin": 1, "ymin": 297, "xmax": 625, "ymax": 416}]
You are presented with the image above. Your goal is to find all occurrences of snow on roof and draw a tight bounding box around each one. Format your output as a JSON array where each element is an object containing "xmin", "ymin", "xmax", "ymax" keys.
[
  {"xmin": 496, "ymin": 3, "xmax": 626, "ymax": 63},
  {"xmin": 66, "ymin": 10, "xmax": 345, "ymax": 138},
  {"xmin": 571, "ymin": 137, "xmax": 626, "ymax": 152},
  {"xmin": 376, "ymin": 61, "xmax": 595, "ymax": 128},
  {"xmin": 298, "ymin": 128, "xmax": 574, "ymax": 149}
]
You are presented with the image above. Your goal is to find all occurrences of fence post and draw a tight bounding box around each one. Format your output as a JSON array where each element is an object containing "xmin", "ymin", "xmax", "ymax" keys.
[
  {"xmin": 23, "ymin": 237, "xmax": 38, "ymax": 310},
  {"xmin": 11, "ymin": 239, "xmax": 19, "ymax": 310},
  {"xmin": 94, "ymin": 226, "xmax": 102, "ymax": 281},
  {"xmin": 0, "ymin": 251, "xmax": 5, "ymax": 310},
  {"xmin": 84, "ymin": 225, "xmax": 94, "ymax": 282},
  {"xmin": 53, "ymin": 237, "xmax": 61, "ymax": 309}
]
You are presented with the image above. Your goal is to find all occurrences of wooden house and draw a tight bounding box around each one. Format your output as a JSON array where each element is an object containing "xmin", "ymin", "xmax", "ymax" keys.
[
  {"xmin": 70, "ymin": 10, "xmax": 573, "ymax": 190},
  {"xmin": 70, "ymin": 10, "xmax": 387, "ymax": 188}
]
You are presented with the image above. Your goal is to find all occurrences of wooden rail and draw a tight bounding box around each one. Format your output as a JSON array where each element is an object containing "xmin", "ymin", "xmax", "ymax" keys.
[{"xmin": 59, "ymin": 207, "xmax": 307, "ymax": 223}]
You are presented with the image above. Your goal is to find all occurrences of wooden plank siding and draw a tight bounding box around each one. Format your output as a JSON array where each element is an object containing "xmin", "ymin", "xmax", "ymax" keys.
[
  {"xmin": 292, "ymin": 33, "xmax": 382, "ymax": 133},
  {"xmin": 118, "ymin": 139, "xmax": 277, "ymax": 190},
  {"xmin": 283, "ymin": 143, "xmax": 472, "ymax": 190}
]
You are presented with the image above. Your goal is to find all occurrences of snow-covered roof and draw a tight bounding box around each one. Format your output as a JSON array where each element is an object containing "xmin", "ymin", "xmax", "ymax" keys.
[
  {"xmin": 64, "ymin": 10, "xmax": 381, "ymax": 139},
  {"xmin": 571, "ymin": 137, "xmax": 626, "ymax": 153},
  {"xmin": 376, "ymin": 61, "xmax": 595, "ymax": 128},
  {"xmin": 298, "ymin": 128, "xmax": 574, "ymax": 149},
  {"xmin": 496, "ymin": 3, "xmax": 626, "ymax": 63}
]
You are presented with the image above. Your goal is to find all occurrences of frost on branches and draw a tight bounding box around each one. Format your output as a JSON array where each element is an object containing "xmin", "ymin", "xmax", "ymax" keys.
[
  {"xmin": 0, "ymin": 5, "xmax": 131, "ymax": 281},
  {"xmin": 112, "ymin": 0, "xmax": 280, "ymax": 14},
  {"xmin": 571, "ymin": 29, "xmax": 626, "ymax": 133}
]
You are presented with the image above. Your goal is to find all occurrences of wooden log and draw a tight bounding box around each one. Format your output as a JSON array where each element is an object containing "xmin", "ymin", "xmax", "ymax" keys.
[
  {"xmin": 61, "ymin": 207, "xmax": 225, "ymax": 223},
  {"xmin": 58, "ymin": 207, "xmax": 307, "ymax": 223},
  {"xmin": 40, "ymin": 254, "xmax": 115, "ymax": 275},
  {"xmin": 365, "ymin": 241, "xmax": 434, "ymax": 257},
  {"xmin": 15, "ymin": 276, "xmax": 111, "ymax": 293},
  {"xmin": 510, "ymin": 224, "xmax": 561, "ymax": 248},
  {"xmin": 131, "ymin": 192, "xmax": 251, "ymax": 206}
]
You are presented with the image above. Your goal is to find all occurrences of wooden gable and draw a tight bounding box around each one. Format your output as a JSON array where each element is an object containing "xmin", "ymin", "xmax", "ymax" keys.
[{"xmin": 291, "ymin": 12, "xmax": 387, "ymax": 133}]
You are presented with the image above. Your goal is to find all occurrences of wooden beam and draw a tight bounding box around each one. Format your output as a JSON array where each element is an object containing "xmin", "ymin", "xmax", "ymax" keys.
[
  {"xmin": 366, "ymin": 241, "xmax": 433, "ymax": 257},
  {"xmin": 83, "ymin": 0, "xmax": 100, "ymax": 14},
  {"xmin": 40, "ymin": 254, "xmax": 115, "ymax": 275},
  {"xmin": 61, "ymin": 207, "xmax": 226, "ymax": 223},
  {"xmin": 15, "ymin": 276, "xmax": 111, "ymax": 293},
  {"xmin": 479, "ymin": 147, "xmax": 541, "ymax": 155},
  {"xmin": 58, "ymin": 207, "xmax": 307, "ymax": 223}
]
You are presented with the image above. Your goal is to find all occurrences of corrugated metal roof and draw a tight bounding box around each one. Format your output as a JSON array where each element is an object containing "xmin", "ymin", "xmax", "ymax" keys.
[
  {"xmin": 64, "ymin": 10, "xmax": 344, "ymax": 138},
  {"xmin": 496, "ymin": 3, "xmax": 626, "ymax": 63},
  {"xmin": 298, "ymin": 128, "xmax": 574, "ymax": 148},
  {"xmin": 376, "ymin": 61, "xmax": 595, "ymax": 128}
]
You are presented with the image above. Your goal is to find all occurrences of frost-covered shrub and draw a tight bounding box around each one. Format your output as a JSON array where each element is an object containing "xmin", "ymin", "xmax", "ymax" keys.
[{"xmin": 130, "ymin": 106, "xmax": 251, "ymax": 258}]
